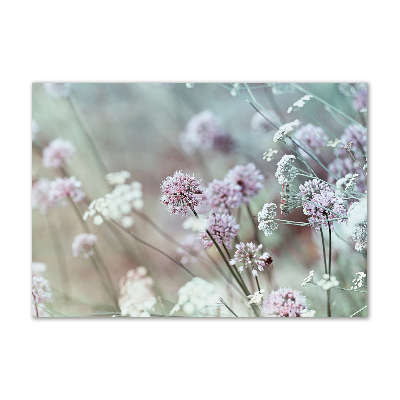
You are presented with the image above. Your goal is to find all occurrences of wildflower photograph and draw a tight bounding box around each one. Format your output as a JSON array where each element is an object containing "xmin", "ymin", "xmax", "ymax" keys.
[{"xmin": 32, "ymin": 82, "xmax": 367, "ymax": 318}]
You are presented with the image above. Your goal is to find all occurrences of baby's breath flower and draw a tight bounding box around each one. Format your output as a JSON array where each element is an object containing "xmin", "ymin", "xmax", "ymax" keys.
[
  {"xmin": 301, "ymin": 270, "xmax": 314, "ymax": 286},
  {"xmin": 248, "ymin": 289, "xmax": 265, "ymax": 306},
  {"xmin": 84, "ymin": 180, "xmax": 143, "ymax": 227},
  {"xmin": 119, "ymin": 267, "xmax": 157, "ymax": 317},
  {"xmin": 273, "ymin": 119, "xmax": 301, "ymax": 143},
  {"xmin": 258, "ymin": 203, "xmax": 278, "ymax": 236},
  {"xmin": 347, "ymin": 198, "xmax": 367, "ymax": 251},
  {"xmin": 169, "ymin": 277, "xmax": 222, "ymax": 317},
  {"xmin": 317, "ymin": 274, "xmax": 339, "ymax": 290},
  {"xmin": 275, "ymin": 155, "xmax": 298, "ymax": 185},
  {"xmin": 105, "ymin": 171, "xmax": 131, "ymax": 186},
  {"xmin": 327, "ymin": 138, "xmax": 341, "ymax": 148},
  {"xmin": 263, "ymin": 148, "xmax": 278, "ymax": 162},
  {"xmin": 287, "ymin": 95, "xmax": 313, "ymax": 113},
  {"xmin": 350, "ymin": 272, "xmax": 366, "ymax": 290}
]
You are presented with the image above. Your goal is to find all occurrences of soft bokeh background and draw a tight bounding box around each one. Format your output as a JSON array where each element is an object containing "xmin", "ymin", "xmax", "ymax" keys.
[{"xmin": 32, "ymin": 83, "xmax": 367, "ymax": 317}]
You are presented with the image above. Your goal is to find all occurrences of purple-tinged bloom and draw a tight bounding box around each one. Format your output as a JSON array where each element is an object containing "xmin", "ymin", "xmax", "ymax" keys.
[
  {"xmin": 250, "ymin": 110, "xmax": 280, "ymax": 133},
  {"xmin": 49, "ymin": 176, "xmax": 85, "ymax": 204},
  {"xmin": 299, "ymin": 179, "xmax": 346, "ymax": 230},
  {"xmin": 160, "ymin": 171, "xmax": 204, "ymax": 217},
  {"xmin": 353, "ymin": 89, "xmax": 367, "ymax": 112},
  {"xmin": 199, "ymin": 213, "xmax": 240, "ymax": 250},
  {"xmin": 205, "ymin": 179, "xmax": 242, "ymax": 214},
  {"xmin": 229, "ymin": 242, "xmax": 272, "ymax": 275},
  {"xmin": 225, "ymin": 163, "xmax": 264, "ymax": 204},
  {"xmin": 180, "ymin": 111, "xmax": 234, "ymax": 155},
  {"xmin": 328, "ymin": 157, "xmax": 367, "ymax": 194},
  {"xmin": 262, "ymin": 287, "xmax": 310, "ymax": 317},
  {"xmin": 43, "ymin": 138, "xmax": 75, "ymax": 169},
  {"xmin": 294, "ymin": 123, "xmax": 328, "ymax": 157},
  {"xmin": 72, "ymin": 233, "xmax": 98, "ymax": 258}
]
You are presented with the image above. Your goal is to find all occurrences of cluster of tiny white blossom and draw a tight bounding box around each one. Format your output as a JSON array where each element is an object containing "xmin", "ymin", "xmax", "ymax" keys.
[
  {"xmin": 273, "ymin": 119, "xmax": 301, "ymax": 143},
  {"xmin": 84, "ymin": 173, "xmax": 143, "ymax": 228},
  {"xmin": 169, "ymin": 277, "xmax": 223, "ymax": 317},
  {"xmin": 317, "ymin": 274, "xmax": 339, "ymax": 290},
  {"xmin": 350, "ymin": 272, "xmax": 366, "ymax": 290},
  {"xmin": 287, "ymin": 95, "xmax": 313, "ymax": 113},
  {"xmin": 258, "ymin": 203, "xmax": 278, "ymax": 237},
  {"xmin": 275, "ymin": 155, "xmax": 298, "ymax": 185},
  {"xmin": 301, "ymin": 270, "xmax": 314, "ymax": 286},
  {"xmin": 263, "ymin": 148, "xmax": 278, "ymax": 162},
  {"xmin": 247, "ymin": 289, "xmax": 265, "ymax": 306}
]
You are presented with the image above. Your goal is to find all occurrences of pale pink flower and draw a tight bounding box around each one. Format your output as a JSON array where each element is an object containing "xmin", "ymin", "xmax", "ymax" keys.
[
  {"xmin": 43, "ymin": 139, "xmax": 75, "ymax": 169},
  {"xmin": 32, "ymin": 179, "xmax": 54, "ymax": 213},
  {"xmin": 180, "ymin": 111, "xmax": 234, "ymax": 155},
  {"xmin": 204, "ymin": 179, "xmax": 242, "ymax": 214},
  {"xmin": 225, "ymin": 163, "xmax": 264, "ymax": 205},
  {"xmin": 299, "ymin": 179, "xmax": 347, "ymax": 230},
  {"xmin": 262, "ymin": 287, "xmax": 309, "ymax": 317},
  {"xmin": 198, "ymin": 213, "xmax": 240, "ymax": 250},
  {"xmin": 160, "ymin": 171, "xmax": 204, "ymax": 216},
  {"xmin": 229, "ymin": 242, "xmax": 271, "ymax": 274},
  {"xmin": 72, "ymin": 233, "xmax": 98, "ymax": 258},
  {"xmin": 49, "ymin": 176, "xmax": 85, "ymax": 204}
]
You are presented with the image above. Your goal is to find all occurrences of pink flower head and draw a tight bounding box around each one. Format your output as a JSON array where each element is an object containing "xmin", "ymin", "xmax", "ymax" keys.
[
  {"xmin": 43, "ymin": 138, "xmax": 75, "ymax": 168},
  {"xmin": 229, "ymin": 242, "xmax": 271, "ymax": 275},
  {"xmin": 32, "ymin": 179, "xmax": 55, "ymax": 213},
  {"xmin": 180, "ymin": 111, "xmax": 234, "ymax": 155},
  {"xmin": 43, "ymin": 83, "xmax": 72, "ymax": 97},
  {"xmin": 294, "ymin": 123, "xmax": 328, "ymax": 157},
  {"xmin": 205, "ymin": 179, "xmax": 242, "ymax": 214},
  {"xmin": 262, "ymin": 287, "xmax": 309, "ymax": 317},
  {"xmin": 49, "ymin": 176, "xmax": 85, "ymax": 204},
  {"xmin": 32, "ymin": 275, "xmax": 52, "ymax": 305},
  {"xmin": 299, "ymin": 179, "xmax": 346, "ymax": 230},
  {"xmin": 198, "ymin": 213, "xmax": 240, "ymax": 250},
  {"xmin": 353, "ymin": 89, "xmax": 367, "ymax": 112},
  {"xmin": 338, "ymin": 124, "xmax": 367, "ymax": 157},
  {"xmin": 328, "ymin": 157, "xmax": 367, "ymax": 194},
  {"xmin": 225, "ymin": 163, "xmax": 264, "ymax": 204},
  {"xmin": 72, "ymin": 233, "xmax": 98, "ymax": 258},
  {"xmin": 160, "ymin": 171, "xmax": 204, "ymax": 216}
]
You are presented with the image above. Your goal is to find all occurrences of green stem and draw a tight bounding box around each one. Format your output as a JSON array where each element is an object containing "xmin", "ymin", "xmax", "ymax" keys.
[{"xmin": 246, "ymin": 203, "xmax": 261, "ymax": 245}]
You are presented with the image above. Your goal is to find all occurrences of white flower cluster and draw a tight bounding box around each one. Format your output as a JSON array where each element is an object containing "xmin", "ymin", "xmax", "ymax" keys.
[
  {"xmin": 275, "ymin": 154, "xmax": 298, "ymax": 185},
  {"xmin": 248, "ymin": 289, "xmax": 265, "ymax": 306},
  {"xmin": 84, "ymin": 176, "xmax": 143, "ymax": 228},
  {"xmin": 118, "ymin": 267, "xmax": 157, "ymax": 317},
  {"xmin": 336, "ymin": 173, "xmax": 358, "ymax": 198},
  {"xmin": 301, "ymin": 270, "xmax": 314, "ymax": 286},
  {"xmin": 273, "ymin": 119, "xmax": 301, "ymax": 142},
  {"xmin": 263, "ymin": 148, "xmax": 278, "ymax": 162},
  {"xmin": 169, "ymin": 277, "xmax": 222, "ymax": 317},
  {"xmin": 350, "ymin": 272, "xmax": 366, "ymax": 290},
  {"xmin": 287, "ymin": 95, "xmax": 313, "ymax": 113},
  {"xmin": 347, "ymin": 198, "xmax": 367, "ymax": 252},
  {"xmin": 317, "ymin": 274, "xmax": 339, "ymax": 290},
  {"xmin": 182, "ymin": 215, "xmax": 209, "ymax": 232},
  {"xmin": 106, "ymin": 170, "xmax": 131, "ymax": 186},
  {"xmin": 258, "ymin": 203, "xmax": 278, "ymax": 237},
  {"xmin": 327, "ymin": 138, "xmax": 341, "ymax": 148},
  {"xmin": 300, "ymin": 309, "xmax": 316, "ymax": 317}
]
